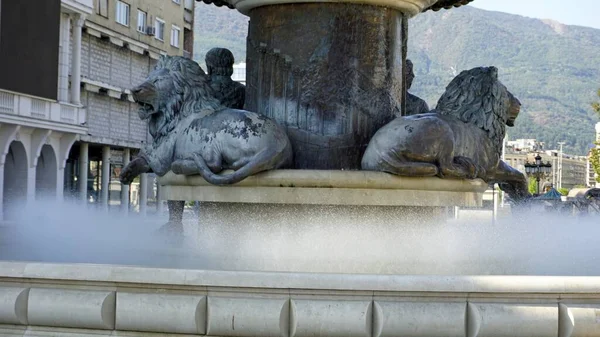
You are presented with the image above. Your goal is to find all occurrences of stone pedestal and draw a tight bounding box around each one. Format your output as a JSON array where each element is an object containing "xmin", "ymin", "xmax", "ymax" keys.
[
  {"xmin": 158, "ymin": 170, "xmax": 488, "ymax": 228},
  {"xmin": 245, "ymin": 4, "xmax": 405, "ymax": 169}
]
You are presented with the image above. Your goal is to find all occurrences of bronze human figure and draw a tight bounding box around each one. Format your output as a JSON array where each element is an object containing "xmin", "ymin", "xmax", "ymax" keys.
[
  {"xmin": 205, "ymin": 47, "xmax": 246, "ymax": 109},
  {"xmin": 404, "ymin": 59, "xmax": 430, "ymax": 116}
]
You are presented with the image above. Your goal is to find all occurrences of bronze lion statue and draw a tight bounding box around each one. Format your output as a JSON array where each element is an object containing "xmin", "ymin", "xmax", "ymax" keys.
[
  {"xmin": 361, "ymin": 66, "xmax": 530, "ymax": 201},
  {"xmin": 119, "ymin": 56, "xmax": 293, "ymax": 186}
]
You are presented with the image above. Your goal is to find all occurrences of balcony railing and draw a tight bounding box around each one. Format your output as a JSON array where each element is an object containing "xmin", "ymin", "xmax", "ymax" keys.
[{"xmin": 0, "ymin": 89, "xmax": 86, "ymax": 126}]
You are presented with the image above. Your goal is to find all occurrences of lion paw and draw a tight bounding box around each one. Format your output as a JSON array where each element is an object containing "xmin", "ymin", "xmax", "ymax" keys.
[{"xmin": 119, "ymin": 157, "xmax": 150, "ymax": 184}]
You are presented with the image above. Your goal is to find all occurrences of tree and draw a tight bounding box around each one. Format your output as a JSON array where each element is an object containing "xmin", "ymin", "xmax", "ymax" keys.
[
  {"xmin": 528, "ymin": 178, "xmax": 538, "ymax": 195},
  {"xmin": 591, "ymin": 147, "xmax": 600, "ymax": 184},
  {"xmin": 591, "ymin": 89, "xmax": 600, "ymax": 183},
  {"xmin": 593, "ymin": 89, "xmax": 600, "ymax": 117}
]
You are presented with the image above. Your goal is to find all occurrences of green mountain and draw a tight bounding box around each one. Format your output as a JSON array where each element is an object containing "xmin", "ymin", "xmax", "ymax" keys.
[{"xmin": 194, "ymin": 4, "xmax": 600, "ymax": 154}]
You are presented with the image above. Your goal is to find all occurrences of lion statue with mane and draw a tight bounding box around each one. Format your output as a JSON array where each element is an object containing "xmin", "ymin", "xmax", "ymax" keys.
[
  {"xmin": 119, "ymin": 55, "xmax": 293, "ymax": 186},
  {"xmin": 361, "ymin": 66, "xmax": 530, "ymax": 201}
]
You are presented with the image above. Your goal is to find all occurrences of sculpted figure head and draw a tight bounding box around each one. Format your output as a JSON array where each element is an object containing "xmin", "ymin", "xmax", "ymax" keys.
[
  {"xmin": 205, "ymin": 47, "xmax": 236, "ymax": 77},
  {"xmin": 436, "ymin": 66, "xmax": 521, "ymax": 153},
  {"xmin": 130, "ymin": 56, "xmax": 222, "ymax": 139},
  {"xmin": 204, "ymin": 47, "xmax": 246, "ymax": 109}
]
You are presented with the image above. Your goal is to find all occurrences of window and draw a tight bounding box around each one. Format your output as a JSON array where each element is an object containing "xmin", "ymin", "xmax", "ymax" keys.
[
  {"xmin": 96, "ymin": 0, "xmax": 108, "ymax": 18},
  {"xmin": 172, "ymin": 0, "xmax": 181, "ymax": 4},
  {"xmin": 170, "ymin": 25, "xmax": 180, "ymax": 48},
  {"xmin": 137, "ymin": 10, "xmax": 147, "ymax": 33},
  {"xmin": 115, "ymin": 1, "xmax": 130, "ymax": 26},
  {"xmin": 155, "ymin": 18, "xmax": 165, "ymax": 41}
]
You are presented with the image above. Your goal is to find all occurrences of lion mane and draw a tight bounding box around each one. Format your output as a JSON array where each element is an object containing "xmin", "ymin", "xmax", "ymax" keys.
[
  {"xmin": 435, "ymin": 66, "xmax": 514, "ymax": 157},
  {"xmin": 149, "ymin": 56, "xmax": 223, "ymax": 140}
]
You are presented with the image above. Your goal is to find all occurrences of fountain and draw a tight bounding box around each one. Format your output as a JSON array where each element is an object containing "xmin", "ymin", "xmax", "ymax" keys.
[{"xmin": 1, "ymin": 0, "xmax": 600, "ymax": 336}]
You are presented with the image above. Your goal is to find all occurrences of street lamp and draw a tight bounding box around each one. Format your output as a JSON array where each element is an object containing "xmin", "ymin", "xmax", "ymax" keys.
[{"xmin": 524, "ymin": 154, "xmax": 553, "ymax": 195}]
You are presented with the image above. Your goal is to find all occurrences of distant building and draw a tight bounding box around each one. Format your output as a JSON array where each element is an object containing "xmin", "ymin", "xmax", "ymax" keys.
[
  {"xmin": 232, "ymin": 63, "xmax": 247, "ymax": 84},
  {"xmin": 504, "ymin": 139, "xmax": 590, "ymax": 190},
  {"xmin": 506, "ymin": 139, "xmax": 544, "ymax": 153}
]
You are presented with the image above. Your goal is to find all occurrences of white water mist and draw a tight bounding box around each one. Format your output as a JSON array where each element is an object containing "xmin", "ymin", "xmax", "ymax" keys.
[{"xmin": 1, "ymin": 199, "xmax": 599, "ymax": 276}]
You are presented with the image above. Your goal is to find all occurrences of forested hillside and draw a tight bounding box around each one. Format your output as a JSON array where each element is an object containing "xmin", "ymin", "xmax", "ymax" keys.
[{"xmin": 194, "ymin": 4, "xmax": 600, "ymax": 154}]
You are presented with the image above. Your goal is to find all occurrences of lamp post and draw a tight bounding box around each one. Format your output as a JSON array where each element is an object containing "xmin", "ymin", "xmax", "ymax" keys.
[{"xmin": 524, "ymin": 154, "xmax": 553, "ymax": 195}]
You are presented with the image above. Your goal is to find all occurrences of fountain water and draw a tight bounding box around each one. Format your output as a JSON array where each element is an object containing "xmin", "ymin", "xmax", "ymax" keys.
[{"xmin": 1, "ymin": 199, "xmax": 600, "ymax": 336}]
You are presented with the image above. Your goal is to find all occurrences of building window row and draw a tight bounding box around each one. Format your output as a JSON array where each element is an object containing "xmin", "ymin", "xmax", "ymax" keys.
[{"xmin": 101, "ymin": 1, "xmax": 181, "ymax": 48}]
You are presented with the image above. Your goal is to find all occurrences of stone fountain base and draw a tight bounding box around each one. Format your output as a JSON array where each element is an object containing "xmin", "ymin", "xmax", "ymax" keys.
[
  {"xmin": 0, "ymin": 261, "xmax": 599, "ymax": 336},
  {"xmin": 158, "ymin": 170, "xmax": 489, "ymax": 226}
]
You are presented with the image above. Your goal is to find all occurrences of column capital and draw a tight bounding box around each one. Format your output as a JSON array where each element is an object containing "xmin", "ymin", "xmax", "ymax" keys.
[{"xmin": 70, "ymin": 13, "xmax": 87, "ymax": 28}]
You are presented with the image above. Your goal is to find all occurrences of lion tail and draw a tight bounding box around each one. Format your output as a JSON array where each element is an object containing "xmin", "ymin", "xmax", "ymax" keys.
[{"xmin": 191, "ymin": 151, "xmax": 274, "ymax": 186}]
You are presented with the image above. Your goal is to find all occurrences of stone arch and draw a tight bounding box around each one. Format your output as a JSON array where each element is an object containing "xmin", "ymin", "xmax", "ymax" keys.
[
  {"xmin": 36, "ymin": 144, "xmax": 58, "ymax": 199},
  {"xmin": 3, "ymin": 141, "xmax": 28, "ymax": 220}
]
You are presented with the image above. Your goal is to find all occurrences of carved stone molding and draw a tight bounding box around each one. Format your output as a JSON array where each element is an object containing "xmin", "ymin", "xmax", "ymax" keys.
[
  {"xmin": 230, "ymin": 0, "xmax": 437, "ymax": 16},
  {"xmin": 70, "ymin": 13, "xmax": 87, "ymax": 28}
]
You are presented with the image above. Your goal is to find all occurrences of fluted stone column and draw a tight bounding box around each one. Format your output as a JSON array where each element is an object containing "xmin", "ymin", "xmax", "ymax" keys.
[
  {"xmin": 101, "ymin": 146, "xmax": 110, "ymax": 210},
  {"xmin": 78, "ymin": 142, "xmax": 89, "ymax": 202},
  {"xmin": 70, "ymin": 14, "xmax": 86, "ymax": 106},
  {"xmin": 121, "ymin": 148, "xmax": 130, "ymax": 213}
]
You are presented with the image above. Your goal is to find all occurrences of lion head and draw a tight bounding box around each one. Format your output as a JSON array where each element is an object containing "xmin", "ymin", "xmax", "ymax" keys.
[
  {"xmin": 130, "ymin": 55, "xmax": 223, "ymax": 139},
  {"xmin": 435, "ymin": 66, "xmax": 521, "ymax": 156}
]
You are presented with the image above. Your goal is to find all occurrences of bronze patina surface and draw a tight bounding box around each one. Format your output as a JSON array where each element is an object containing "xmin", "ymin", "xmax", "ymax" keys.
[{"xmin": 245, "ymin": 3, "xmax": 404, "ymax": 169}]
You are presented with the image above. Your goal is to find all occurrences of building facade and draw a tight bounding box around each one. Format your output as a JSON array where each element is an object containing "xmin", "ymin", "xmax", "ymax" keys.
[
  {"xmin": 0, "ymin": 0, "xmax": 93, "ymax": 221},
  {"xmin": 0, "ymin": 0, "xmax": 194, "ymax": 221},
  {"xmin": 64, "ymin": 0, "xmax": 194, "ymax": 212}
]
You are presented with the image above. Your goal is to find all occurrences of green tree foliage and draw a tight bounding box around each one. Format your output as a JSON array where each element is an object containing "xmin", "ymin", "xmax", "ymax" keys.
[
  {"xmin": 591, "ymin": 148, "xmax": 600, "ymax": 183},
  {"xmin": 558, "ymin": 187, "xmax": 569, "ymax": 196},
  {"xmin": 590, "ymin": 90, "xmax": 600, "ymax": 183},
  {"xmin": 593, "ymin": 89, "xmax": 600, "ymax": 117},
  {"xmin": 528, "ymin": 178, "xmax": 539, "ymax": 195}
]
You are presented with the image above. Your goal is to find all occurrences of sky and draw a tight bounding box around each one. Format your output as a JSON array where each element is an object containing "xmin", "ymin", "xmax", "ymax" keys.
[{"xmin": 469, "ymin": 0, "xmax": 600, "ymax": 29}]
